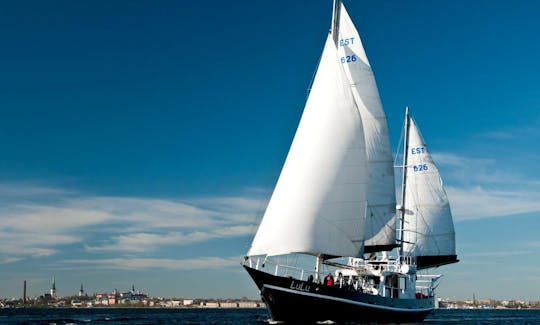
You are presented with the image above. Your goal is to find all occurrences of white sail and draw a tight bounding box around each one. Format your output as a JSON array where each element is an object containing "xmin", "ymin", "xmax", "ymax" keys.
[
  {"xmin": 402, "ymin": 117, "xmax": 457, "ymax": 267},
  {"xmin": 248, "ymin": 34, "xmax": 368, "ymax": 258},
  {"xmin": 335, "ymin": 4, "xmax": 396, "ymax": 250}
]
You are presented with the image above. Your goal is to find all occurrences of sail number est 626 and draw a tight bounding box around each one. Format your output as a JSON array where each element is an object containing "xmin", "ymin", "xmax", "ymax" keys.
[
  {"xmin": 412, "ymin": 164, "xmax": 428, "ymax": 172},
  {"xmin": 340, "ymin": 55, "xmax": 357, "ymax": 63},
  {"xmin": 411, "ymin": 147, "xmax": 426, "ymax": 154},
  {"xmin": 339, "ymin": 37, "xmax": 355, "ymax": 46},
  {"xmin": 340, "ymin": 37, "xmax": 357, "ymax": 63}
]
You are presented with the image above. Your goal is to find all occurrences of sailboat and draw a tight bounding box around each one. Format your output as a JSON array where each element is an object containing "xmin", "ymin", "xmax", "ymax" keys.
[{"xmin": 243, "ymin": 1, "xmax": 458, "ymax": 323}]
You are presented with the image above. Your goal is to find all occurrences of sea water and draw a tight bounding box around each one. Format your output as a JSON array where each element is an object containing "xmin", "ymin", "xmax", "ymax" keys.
[{"xmin": 0, "ymin": 308, "xmax": 539, "ymax": 324}]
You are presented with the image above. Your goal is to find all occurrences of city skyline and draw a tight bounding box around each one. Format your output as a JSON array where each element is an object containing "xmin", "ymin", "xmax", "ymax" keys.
[{"xmin": 0, "ymin": 0, "xmax": 539, "ymax": 300}]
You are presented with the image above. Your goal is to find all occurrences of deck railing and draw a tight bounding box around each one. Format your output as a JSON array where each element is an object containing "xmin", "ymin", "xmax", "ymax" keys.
[
  {"xmin": 246, "ymin": 257, "xmax": 316, "ymax": 281},
  {"xmin": 348, "ymin": 257, "xmax": 403, "ymax": 273},
  {"xmin": 415, "ymin": 274, "xmax": 441, "ymax": 298}
]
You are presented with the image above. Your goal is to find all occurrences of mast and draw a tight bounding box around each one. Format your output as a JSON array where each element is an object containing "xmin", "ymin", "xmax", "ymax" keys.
[
  {"xmin": 399, "ymin": 107, "xmax": 410, "ymax": 258},
  {"xmin": 331, "ymin": 0, "xmax": 342, "ymax": 46},
  {"xmin": 315, "ymin": 256, "xmax": 322, "ymax": 282}
]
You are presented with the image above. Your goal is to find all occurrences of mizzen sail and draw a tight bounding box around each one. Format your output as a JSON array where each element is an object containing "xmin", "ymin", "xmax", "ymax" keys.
[{"xmin": 402, "ymin": 116, "xmax": 458, "ymax": 269}]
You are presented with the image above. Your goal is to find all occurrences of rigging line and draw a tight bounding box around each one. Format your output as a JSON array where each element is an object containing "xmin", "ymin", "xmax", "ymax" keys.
[
  {"xmin": 243, "ymin": 191, "xmax": 273, "ymax": 254},
  {"xmin": 394, "ymin": 114, "xmax": 406, "ymax": 168},
  {"xmin": 305, "ymin": 41, "xmax": 325, "ymax": 101}
]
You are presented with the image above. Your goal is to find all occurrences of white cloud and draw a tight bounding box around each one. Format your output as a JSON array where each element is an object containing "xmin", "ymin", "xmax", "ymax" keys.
[
  {"xmin": 2, "ymin": 205, "xmax": 113, "ymax": 233},
  {"xmin": 431, "ymin": 153, "xmax": 537, "ymax": 188},
  {"xmin": 463, "ymin": 250, "xmax": 534, "ymax": 257},
  {"xmin": 85, "ymin": 225, "xmax": 256, "ymax": 253},
  {"xmin": 478, "ymin": 131, "xmax": 516, "ymax": 139},
  {"xmin": 425, "ymin": 152, "xmax": 540, "ymax": 221},
  {"xmin": 447, "ymin": 186, "xmax": 540, "ymax": 221},
  {"xmin": 0, "ymin": 182, "xmax": 75, "ymax": 198},
  {"xmin": 476, "ymin": 124, "xmax": 540, "ymax": 140},
  {"xmin": 62, "ymin": 256, "xmax": 241, "ymax": 271},
  {"xmin": 0, "ymin": 183, "xmax": 263, "ymax": 263},
  {"xmin": 0, "ymin": 257, "xmax": 25, "ymax": 264},
  {"xmin": 431, "ymin": 153, "xmax": 495, "ymax": 168},
  {"xmin": 525, "ymin": 241, "xmax": 540, "ymax": 248}
]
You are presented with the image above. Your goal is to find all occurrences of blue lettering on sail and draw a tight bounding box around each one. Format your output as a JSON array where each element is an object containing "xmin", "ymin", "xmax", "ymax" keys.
[
  {"xmin": 340, "ymin": 55, "xmax": 357, "ymax": 64},
  {"xmin": 411, "ymin": 147, "xmax": 426, "ymax": 154},
  {"xmin": 339, "ymin": 37, "xmax": 355, "ymax": 46},
  {"xmin": 413, "ymin": 164, "xmax": 428, "ymax": 172}
]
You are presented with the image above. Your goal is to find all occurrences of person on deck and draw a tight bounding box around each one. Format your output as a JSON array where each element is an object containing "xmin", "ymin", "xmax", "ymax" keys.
[
  {"xmin": 325, "ymin": 273, "xmax": 334, "ymax": 286},
  {"xmin": 337, "ymin": 272, "xmax": 343, "ymax": 287}
]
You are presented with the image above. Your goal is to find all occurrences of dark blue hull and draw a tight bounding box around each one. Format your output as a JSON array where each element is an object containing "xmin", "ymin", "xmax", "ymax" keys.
[{"xmin": 244, "ymin": 265, "xmax": 434, "ymax": 323}]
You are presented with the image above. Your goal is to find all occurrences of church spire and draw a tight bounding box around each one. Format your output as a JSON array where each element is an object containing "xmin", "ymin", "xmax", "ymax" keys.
[
  {"xmin": 50, "ymin": 276, "xmax": 57, "ymax": 298},
  {"xmin": 79, "ymin": 283, "xmax": 85, "ymax": 297}
]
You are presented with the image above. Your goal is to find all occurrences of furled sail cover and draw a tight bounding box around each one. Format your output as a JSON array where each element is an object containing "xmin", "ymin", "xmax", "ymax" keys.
[
  {"xmin": 402, "ymin": 117, "xmax": 457, "ymax": 269},
  {"xmin": 248, "ymin": 35, "xmax": 368, "ymax": 258},
  {"xmin": 336, "ymin": 4, "xmax": 397, "ymax": 252}
]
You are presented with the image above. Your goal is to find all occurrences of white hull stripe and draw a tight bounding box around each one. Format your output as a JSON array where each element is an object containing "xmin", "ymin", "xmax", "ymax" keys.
[{"xmin": 264, "ymin": 284, "xmax": 434, "ymax": 313}]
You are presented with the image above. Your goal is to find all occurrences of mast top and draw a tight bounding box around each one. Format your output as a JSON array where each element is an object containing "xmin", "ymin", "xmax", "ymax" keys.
[{"xmin": 331, "ymin": 0, "xmax": 342, "ymax": 46}]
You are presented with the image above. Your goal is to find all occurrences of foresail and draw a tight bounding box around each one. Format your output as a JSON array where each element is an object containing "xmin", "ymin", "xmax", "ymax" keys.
[
  {"xmin": 248, "ymin": 34, "xmax": 368, "ymax": 258},
  {"xmin": 336, "ymin": 4, "xmax": 397, "ymax": 252},
  {"xmin": 402, "ymin": 117, "xmax": 457, "ymax": 269}
]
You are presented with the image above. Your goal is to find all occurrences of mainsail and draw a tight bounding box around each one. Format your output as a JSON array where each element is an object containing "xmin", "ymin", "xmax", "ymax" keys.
[
  {"xmin": 248, "ymin": 34, "xmax": 369, "ymax": 258},
  {"xmin": 401, "ymin": 114, "xmax": 458, "ymax": 269},
  {"xmin": 335, "ymin": 4, "xmax": 397, "ymax": 252}
]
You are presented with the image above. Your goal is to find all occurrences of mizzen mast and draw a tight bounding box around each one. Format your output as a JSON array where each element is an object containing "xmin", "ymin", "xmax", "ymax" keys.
[{"xmin": 399, "ymin": 106, "xmax": 410, "ymax": 258}]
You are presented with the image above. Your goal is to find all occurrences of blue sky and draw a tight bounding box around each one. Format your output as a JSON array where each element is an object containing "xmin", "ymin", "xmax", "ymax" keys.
[{"xmin": 0, "ymin": 0, "xmax": 539, "ymax": 300}]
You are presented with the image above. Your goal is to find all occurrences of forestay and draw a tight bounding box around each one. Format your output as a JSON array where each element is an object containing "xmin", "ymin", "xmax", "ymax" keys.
[
  {"xmin": 402, "ymin": 117, "xmax": 457, "ymax": 269},
  {"xmin": 248, "ymin": 34, "xmax": 368, "ymax": 258},
  {"xmin": 335, "ymin": 4, "xmax": 397, "ymax": 252}
]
